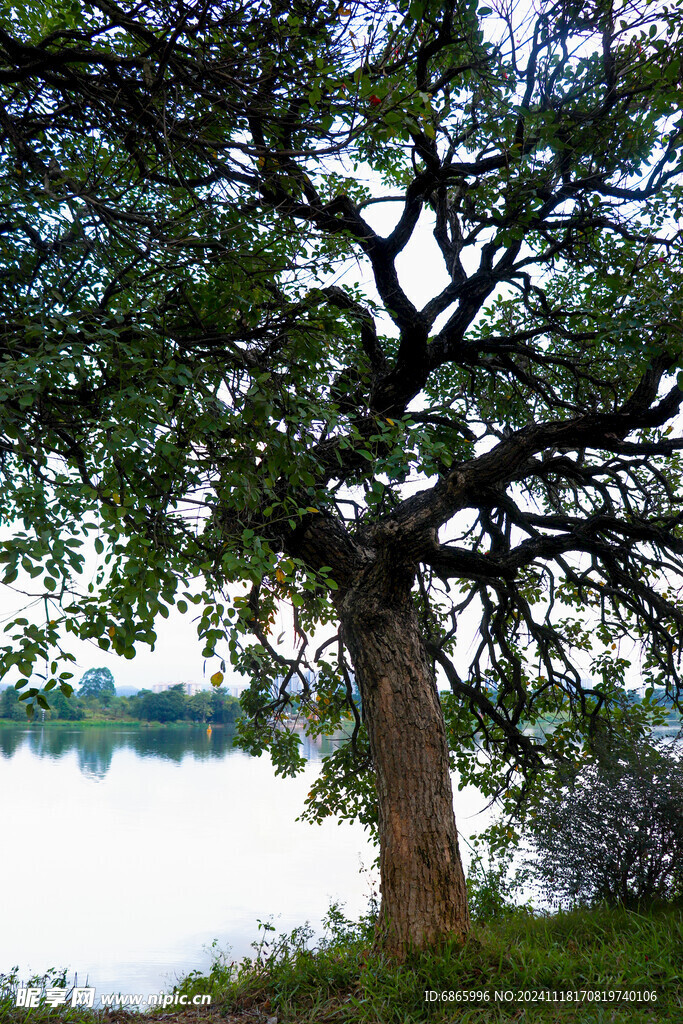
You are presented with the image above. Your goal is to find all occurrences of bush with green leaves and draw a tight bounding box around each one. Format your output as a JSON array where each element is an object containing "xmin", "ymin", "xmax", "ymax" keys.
[
  {"xmin": 0, "ymin": 685, "xmax": 25, "ymax": 721},
  {"xmin": 523, "ymin": 737, "xmax": 683, "ymax": 909}
]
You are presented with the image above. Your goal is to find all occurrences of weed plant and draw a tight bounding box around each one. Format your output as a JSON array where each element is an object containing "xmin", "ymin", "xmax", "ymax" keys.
[
  {"xmin": 173, "ymin": 900, "xmax": 683, "ymax": 1023},
  {"xmin": 0, "ymin": 969, "xmax": 103, "ymax": 1024}
]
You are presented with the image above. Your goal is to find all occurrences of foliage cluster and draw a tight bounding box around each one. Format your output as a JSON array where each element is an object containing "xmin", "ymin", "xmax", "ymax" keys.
[
  {"xmin": 131, "ymin": 685, "xmax": 241, "ymax": 725},
  {"xmin": 521, "ymin": 736, "xmax": 683, "ymax": 909},
  {"xmin": 0, "ymin": 0, "xmax": 681, "ymax": 764},
  {"xmin": 0, "ymin": 685, "xmax": 32, "ymax": 721},
  {"xmin": 76, "ymin": 667, "xmax": 115, "ymax": 700}
]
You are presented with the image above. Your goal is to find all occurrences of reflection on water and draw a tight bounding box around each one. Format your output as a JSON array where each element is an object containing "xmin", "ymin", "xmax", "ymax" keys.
[
  {"xmin": 0, "ymin": 723, "xmax": 333, "ymax": 780},
  {"xmin": 0, "ymin": 721, "xmax": 381, "ymax": 1000}
]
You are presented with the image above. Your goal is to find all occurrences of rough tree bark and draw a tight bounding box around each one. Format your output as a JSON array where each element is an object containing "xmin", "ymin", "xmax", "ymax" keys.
[{"xmin": 338, "ymin": 554, "xmax": 470, "ymax": 953}]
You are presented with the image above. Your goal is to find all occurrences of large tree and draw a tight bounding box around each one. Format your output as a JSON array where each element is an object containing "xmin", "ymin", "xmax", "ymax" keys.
[
  {"xmin": 77, "ymin": 666, "xmax": 116, "ymax": 699},
  {"xmin": 1, "ymin": 0, "xmax": 682, "ymax": 952}
]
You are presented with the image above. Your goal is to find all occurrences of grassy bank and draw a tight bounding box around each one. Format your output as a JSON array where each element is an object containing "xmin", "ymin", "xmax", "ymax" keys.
[
  {"xmin": 174, "ymin": 903, "xmax": 682, "ymax": 1023},
  {"xmin": 2, "ymin": 903, "xmax": 681, "ymax": 1023}
]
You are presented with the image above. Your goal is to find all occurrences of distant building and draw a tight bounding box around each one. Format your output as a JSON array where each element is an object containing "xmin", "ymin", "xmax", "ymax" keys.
[
  {"xmin": 271, "ymin": 668, "xmax": 319, "ymax": 699},
  {"xmin": 149, "ymin": 681, "xmax": 202, "ymax": 696}
]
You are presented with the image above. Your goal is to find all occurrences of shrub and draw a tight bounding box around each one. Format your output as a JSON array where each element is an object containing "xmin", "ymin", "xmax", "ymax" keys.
[
  {"xmin": 523, "ymin": 736, "xmax": 683, "ymax": 908},
  {"xmin": 464, "ymin": 841, "xmax": 529, "ymax": 920}
]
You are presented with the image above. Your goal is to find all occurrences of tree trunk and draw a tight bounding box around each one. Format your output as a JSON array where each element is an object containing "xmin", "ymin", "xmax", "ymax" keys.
[{"xmin": 340, "ymin": 563, "xmax": 469, "ymax": 955}]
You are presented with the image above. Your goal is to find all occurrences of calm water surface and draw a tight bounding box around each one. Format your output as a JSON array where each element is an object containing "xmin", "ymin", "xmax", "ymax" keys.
[{"xmin": 0, "ymin": 724, "xmax": 490, "ymax": 999}]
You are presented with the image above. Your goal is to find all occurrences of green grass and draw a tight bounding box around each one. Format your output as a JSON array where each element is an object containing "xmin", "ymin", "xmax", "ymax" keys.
[
  {"xmin": 174, "ymin": 902, "xmax": 683, "ymax": 1023},
  {"xmin": 0, "ymin": 969, "xmax": 104, "ymax": 1024},
  {"xmin": 2, "ymin": 904, "xmax": 681, "ymax": 1023}
]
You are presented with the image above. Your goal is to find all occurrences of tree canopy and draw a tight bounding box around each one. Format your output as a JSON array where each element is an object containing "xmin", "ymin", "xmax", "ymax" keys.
[
  {"xmin": 77, "ymin": 666, "xmax": 116, "ymax": 698},
  {"xmin": 1, "ymin": 0, "xmax": 683, "ymax": 950}
]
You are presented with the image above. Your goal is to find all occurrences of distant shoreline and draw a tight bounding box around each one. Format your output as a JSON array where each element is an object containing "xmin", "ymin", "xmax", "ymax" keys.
[{"xmin": 0, "ymin": 719, "xmax": 235, "ymax": 729}]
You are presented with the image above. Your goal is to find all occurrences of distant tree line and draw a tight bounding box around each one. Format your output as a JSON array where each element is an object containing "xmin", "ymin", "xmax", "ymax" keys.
[
  {"xmin": 0, "ymin": 684, "xmax": 85, "ymax": 721},
  {"xmin": 131, "ymin": 686, "xmax": 240, "ymax": 724},
  {"xmin": 0, "ymin": 678, "xmax": 240, "ymax": 725}
]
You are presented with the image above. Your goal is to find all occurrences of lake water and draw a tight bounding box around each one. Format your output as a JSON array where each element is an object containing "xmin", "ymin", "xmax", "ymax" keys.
[{"xmin": 0, "ymin": 724, "xmax": 493, "ymax": 1001}]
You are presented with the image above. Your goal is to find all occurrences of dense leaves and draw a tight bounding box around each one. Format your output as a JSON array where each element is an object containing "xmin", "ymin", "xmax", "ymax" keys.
[
  {"xmin": 77, "ymin": 666, "xmax": 116, "ymax": 698},
  {"xmin": 132, "ymin": 684, "xmax": 241, "ymax": 723},
  {"xmin": 522, "ymin": 734, "xmax": 683, "ymax": 908},
  {"xmin": 0, "ymin": 0, "xmax": 682, "ymax": 825}
]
